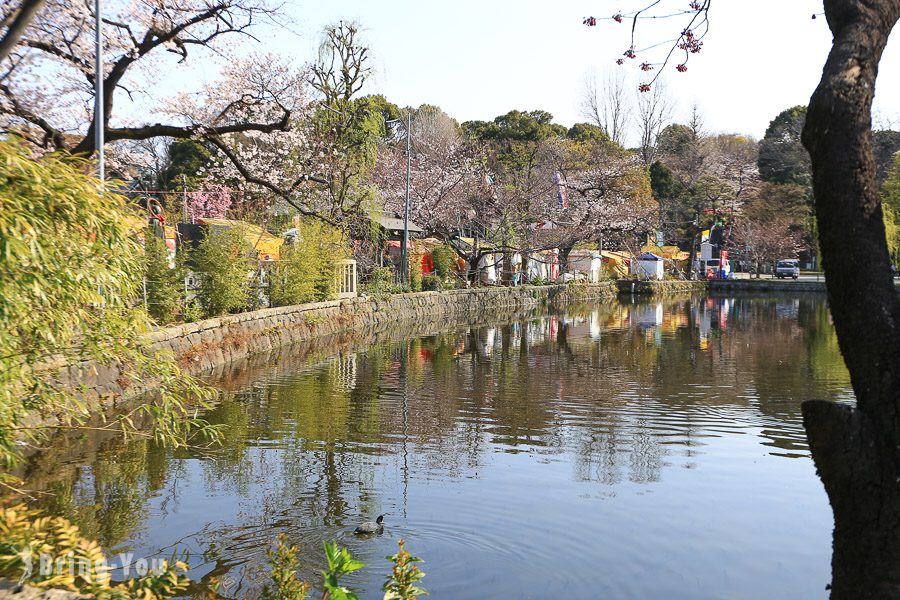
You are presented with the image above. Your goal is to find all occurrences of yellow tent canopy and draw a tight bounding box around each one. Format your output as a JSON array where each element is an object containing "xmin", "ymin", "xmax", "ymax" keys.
[
  {"xmin": 198, "ymin": 218, "xmax": 284, "ymax": 260},
  {"xmin": 641, "ymin": 245, "xmax": 689, "ymax": 261}
]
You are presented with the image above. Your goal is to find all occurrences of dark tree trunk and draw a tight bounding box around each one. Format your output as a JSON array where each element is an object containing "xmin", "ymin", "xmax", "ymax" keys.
[
  {"xmin": 686, "ymin": 231, "xmax": 699, "ymax": 280},
  {"xmin": 801, "ymin": 1, "xmax": 900, "ymax": 598},
  {"xmin": 559, "ymin": 245, "xmax": 573, "ymax": 277},
  {"xmin": 0, "ymin": 0, "xmax": 46, "ymax": 63}
]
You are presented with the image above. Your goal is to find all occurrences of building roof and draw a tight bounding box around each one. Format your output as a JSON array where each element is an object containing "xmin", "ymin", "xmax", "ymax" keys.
[{"xmin": 372, "ymin": 211, "xmax": 424, "ymax": 235}]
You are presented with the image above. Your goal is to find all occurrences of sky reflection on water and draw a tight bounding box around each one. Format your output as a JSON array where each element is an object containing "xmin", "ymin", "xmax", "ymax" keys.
[{"xmin": 23, "ymin": 295, "xmax": 849, "ymax": 599}]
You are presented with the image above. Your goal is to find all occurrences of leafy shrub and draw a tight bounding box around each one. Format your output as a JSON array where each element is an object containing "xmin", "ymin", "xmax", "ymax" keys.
[
  {"xmin": 409, "ymin": 257, "xmax": 423, "ymax": 292},
  {"xmin": 431, "ymin": 246, "xmax": 457, "ymax": 280},
  {"xmin": 144, "ymin": 230, "xmax": 184, "ymax": 325},
  {"xmin": 261, "ymin": 533, "xmax": 309, "ymax": 600},
  {"xmin": 0, "ymin": 504, "xmax": 189, "ymax": 600},
  {"xmin": 384, "ymin": 539, "xmax": 428, "ymax": 600},
  {"xmin": 368, "ymin": 266, "xmax": 394, "ymax": 288},
  {"xmin": 388, "ymin": 283, "xmax": 412, "ymax": 294},
  {"xmin": 0, "ymin": 140, "xmax": 218, "ymax": 468},
  {"xmin": 421, "ymin": 275, "xmax": 442, "ymax": 291},
  {"xmin": 193, "ymin": 226, "xmax": 252, "ymax": 317},
  {"xmin": 269, "ymin": 221, "xmax": 348, "ymax": 307}
]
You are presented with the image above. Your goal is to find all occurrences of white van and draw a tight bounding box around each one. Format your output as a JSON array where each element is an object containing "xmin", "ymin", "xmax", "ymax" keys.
[{"xmin": 775, "ymin": 259, "xmax": 800, "ymax": 279}]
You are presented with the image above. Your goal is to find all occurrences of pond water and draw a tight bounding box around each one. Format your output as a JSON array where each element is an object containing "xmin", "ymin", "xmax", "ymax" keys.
[{"xmin": 23, "ymin": 295, "xmax": 851, "ymax": 599}]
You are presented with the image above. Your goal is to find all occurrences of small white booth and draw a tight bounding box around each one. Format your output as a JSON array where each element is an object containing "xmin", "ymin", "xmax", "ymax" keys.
[
  {"xmin": 632, "ymin": 252, "xmax": 665, "ymax": 280},
  {"xmin": 568, "ymin": 250, "xmax": 603, "ymax": 282}
]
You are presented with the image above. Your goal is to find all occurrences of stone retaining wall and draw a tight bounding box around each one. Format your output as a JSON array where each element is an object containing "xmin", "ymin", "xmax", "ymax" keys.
[
  {"xmin": 709, "ymin": 279, "xmax": 828, "ymax": 293},
  {"xmin": 66, "ymin": 283, "xmax": 619, "ymax": 403},
  {"xmin": 616, "ymin": 280, "xmax": 708, "ymax": 296}
]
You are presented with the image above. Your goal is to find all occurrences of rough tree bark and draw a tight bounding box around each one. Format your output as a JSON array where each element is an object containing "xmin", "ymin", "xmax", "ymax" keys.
[
  {"xmin": 801, "ymin": 1, "xmax": 900, "ymax": 598},
  {"xmin": 0, "ymin": 0, "xmax": 45, "ymax": 62}
]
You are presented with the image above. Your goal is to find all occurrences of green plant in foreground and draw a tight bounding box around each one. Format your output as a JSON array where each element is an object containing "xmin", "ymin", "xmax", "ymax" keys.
[
  {"xmin": 322, "ymin": 540, "xmax": 366, "ymax": 600},
  {"xmin": 0, "ymin": 504, "xmax": 189, "ymax": 600},
  {"xmin": 262, "ymin": 536, "xmax": 426, "ymax": 600},
  {"xmin": 383, "ymin": 539, "xmax": 427, "ymax": 600},
  {"xmin": 0, "ymin": 139, "xmax": 220, "ymax": 470},
  {"xmin": 262, "ymin": 533, "xmax": 310, "ymax": 600}
]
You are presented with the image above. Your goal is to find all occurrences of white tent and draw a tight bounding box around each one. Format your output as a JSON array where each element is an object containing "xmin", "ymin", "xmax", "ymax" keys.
[
  {"xmin": 632, "ymin": 252, "xmax": 665, "ymax": 280},
  {"xmin": 568, "ymin": 250, "xmax": 603, "ymax": 282}
]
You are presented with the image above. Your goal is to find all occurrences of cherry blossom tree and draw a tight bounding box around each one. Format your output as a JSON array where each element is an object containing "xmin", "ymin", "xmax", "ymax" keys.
[
  {"xmin": 531, "ymin": 135, "xmax": 656, "ymax": 268},
  {"xmin": 189, "ymin": 22, "xmax": 381, "ymax": 224},
  {"xmin": 186, "ymin": 184, "xmax": 232, "ymax": 221},
  {"xmin": 0, "ymin": 0, "xmax": 45, "ymax": 62},
  {"xmin": 0, "ymin": 0, "xmax": 290, "ymax": 157},
  {"xmin": 731, "ymin": 214, "xmax": 803, "ymax": 277},
  {"xmin": 371, "ymin": 105, "xmax": 473, "ymax": 239}
]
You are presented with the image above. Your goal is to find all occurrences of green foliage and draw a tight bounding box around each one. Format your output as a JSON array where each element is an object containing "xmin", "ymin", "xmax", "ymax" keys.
[
  {"xmin": 408, "ymin": 257, "xmax": 423, "ymax": 292},
  {"xmin": 193, "ymin": 226, "xmax": 251, "ymax": 317},
  {"xmin": 0, "ymin": 504, "xmax": 189, "ymax": 600},
  {"xmin": 649, "ymin": 161, "xmax": 683, "ymax": 201},
  {"xmin": 882, "ymin": 153, "xmax": 900, "ymax": 215},
  {"xmin": 656, "ymin": 124, "xmax": 696, "ymax": 159},
  {"xmin": 160, "ymin": 139, "xmax": 212, "ymax": 191},
  {"xmin": 0, "ymin": 140, "xmax": 218, "ymax": 468},
  {"xmin": 882, "ymin": 157, "xmax": 900, "ymax": 265},
  {"xmin": 463, "ymin": 110, "xmax": 565, "ymax": 142},
  {"xmin": 259, "ymin": 537, "xmax": 425, "ymax": 600},
  {"xmin": 383, "ymin": 539, "xmax": 427, "ymax": 600},
  {"xmin": 269, "ymin": 221, "xmax": 347, "ymax": 307},
  {"xmin": 371, "ymin": 266, "xmax": 394, "ymax": 286},
  {"xmin": 430, "ymin": 246, "xmax": 457, "ymax": 281},
  {"xmin": 361, "ymin": 266, "xmax": 417, "ymax": 296},
  {"xmin": 421, "ymin": 275, "xmax": 441, "ymax": 291},
  {"xmin": 566, "ymin": 122, "xmax": 609, "ymax": 144},
  {"xmin": 884, "ymin": 206, "xmax": 899, "ymax": 266},
  {"xmin": 358, "ymin": 95, "xmax": 402, "ymax": 137},
  {"xmin": 261, "ymin": 533, "xmax": 310, "ymax": 600},
  {"xmin": 758, "ymin": 106, "xmax": 811, "ymax": 187},
  {"xmin": 321, "ymin": 541, "xmax": 366, "ymax": 600},
  {"xmin": 463, "ymin": 110, "xmax": 567, "ymax": 173},
  {"xmin": 144, "ymin": 231, "xmax": 184, "ymax": 325}
]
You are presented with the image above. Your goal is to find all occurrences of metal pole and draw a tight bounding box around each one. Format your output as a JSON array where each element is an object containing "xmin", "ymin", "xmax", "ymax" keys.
[
  {"xmin": 402, "ymin": 111, "xmax": 411, "ymax": 283},
  {"xmin": 182, "ymin": 174, "xmax": 189, "ymax": 223},
  {"xmin": 94, "ymin": 0, "xmax": 104, "ymax": 182}
]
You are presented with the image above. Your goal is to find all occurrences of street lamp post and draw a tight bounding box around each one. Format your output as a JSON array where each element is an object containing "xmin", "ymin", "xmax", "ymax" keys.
[
  {"xmin": 94, "ymin": 0, "xmax": 104, "ymax": 182},
  {"xmin": 386, "ymin": 114, "xmax": 412, "ymax": 283},
  {"xmin": 402, "ymin": 111, "xmax": 411, "ymax": 283}
]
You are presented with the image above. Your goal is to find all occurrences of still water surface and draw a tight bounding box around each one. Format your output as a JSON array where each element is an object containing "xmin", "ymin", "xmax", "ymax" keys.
[{"xmin": 27, "ymin": 296, "xmax": 851, "ymax": 599}]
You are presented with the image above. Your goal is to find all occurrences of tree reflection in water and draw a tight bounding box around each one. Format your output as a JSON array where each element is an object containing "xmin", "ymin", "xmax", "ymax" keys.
[{"xmin": 11, "ymin": 295, "xmax": 848, "ymax": 599}]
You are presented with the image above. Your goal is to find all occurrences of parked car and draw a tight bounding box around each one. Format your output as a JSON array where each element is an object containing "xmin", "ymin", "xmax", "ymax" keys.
[{"xmin": 775, "ymin": 259, "xmax": 800, "ymax": 279}]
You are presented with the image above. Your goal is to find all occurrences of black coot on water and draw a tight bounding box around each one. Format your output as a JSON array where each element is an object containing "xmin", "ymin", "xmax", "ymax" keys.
[{"xmin": 354, "ymin": 515, "xmax": 384, "ymax": 535}]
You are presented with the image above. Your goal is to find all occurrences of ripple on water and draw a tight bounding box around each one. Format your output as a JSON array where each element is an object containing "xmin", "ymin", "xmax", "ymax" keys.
[{"xmin": 29, "ymin": 297, "xmax": 846, "ymax": 600}]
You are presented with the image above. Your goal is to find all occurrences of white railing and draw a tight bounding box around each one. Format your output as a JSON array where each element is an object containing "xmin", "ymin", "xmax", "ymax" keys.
[{"xmin": 335, "ymin": 259, "xmax": 357, "ymax": 299}]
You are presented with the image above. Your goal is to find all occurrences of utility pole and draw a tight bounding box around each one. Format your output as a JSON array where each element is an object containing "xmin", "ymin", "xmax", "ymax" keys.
[
  {"xmin": 94, "ymin": 0, "xmax": 104, "ymax": 183},
  {"xmin": 401, "ymin": 111, "xmax": 411, "ymax": 283},
  {"xmin": 182, "ymin": 175, "xmax": 189, "ymax": 223}
]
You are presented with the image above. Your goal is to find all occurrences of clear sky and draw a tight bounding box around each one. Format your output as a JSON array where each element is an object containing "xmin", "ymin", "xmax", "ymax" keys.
[{"xmin": 254, "ymin": 0, "xmax": 899, "ymax": 143}]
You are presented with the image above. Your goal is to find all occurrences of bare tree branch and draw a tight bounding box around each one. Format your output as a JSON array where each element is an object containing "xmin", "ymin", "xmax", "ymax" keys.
[{"xmin": 0, "ymin": 0, "xmax": 45, "ymax": 62}]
